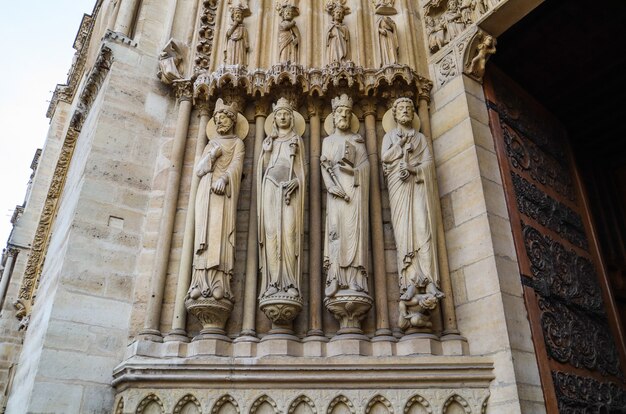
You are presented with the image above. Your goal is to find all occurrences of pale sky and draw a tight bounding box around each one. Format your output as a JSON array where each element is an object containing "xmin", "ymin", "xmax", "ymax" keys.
[{"xmin": 0, "ymin": 0, "xmax": 97, "ymax": 247}]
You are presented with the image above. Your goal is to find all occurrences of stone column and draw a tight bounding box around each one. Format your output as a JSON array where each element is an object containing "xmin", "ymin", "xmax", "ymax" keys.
[
  {"xmin": 362, "ymin": 99, "xmax": 393, "ymax": 339},
  {"xmin": 238, "ymin": 100, "xmax": 269, "ymax": 340},
  {"xmin": 113, "ymin": 0, "xmax": 140, "ymax": 36},
  {"xmin": 0, "ymin": 248, "xmax": 18, "ymax": 309},
  {"xmin": 417, "ymin": 89, "xmax": 461, "ymax": 337},
  {"xmin": 165, "ymin": 101, "xmax": 211, "ymax": 342},
  {"xmin": 306, "ymin": 98, "xmax": 325, "ymax": 338},
  {"xmin": 140, "ymin": 81, "xmax": 193, "ymax": 341}
]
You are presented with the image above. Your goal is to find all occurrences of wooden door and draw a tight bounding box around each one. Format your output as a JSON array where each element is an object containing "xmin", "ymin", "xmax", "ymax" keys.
[{"xmin": 484, "ymin": 66, "xmax": 626, "ymax": 413}]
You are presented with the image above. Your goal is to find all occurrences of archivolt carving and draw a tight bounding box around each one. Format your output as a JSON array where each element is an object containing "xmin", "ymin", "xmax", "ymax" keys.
[
  {"xmin": 174, "ymin": 394, "xmax": 202, "ymax": 414},
  {"xmin": 14, "ymin": 45, "xmax": 113, "ymax": 326},
  {"xmin": 212, "ymin": 395, "xmax": 241, "ymax": 414},
  {"xmin": 115, "ymin": 397, "xmax": 124, "ymax": 414},
  {"xmin": 365, "ymin": 395, "xmax": 394, "ymax": 414},
  {"xmin": 250, "ymin": 395, "xmax": 280, "ymax": 414},
  {"xmin": 194, "ymin": 0, "xmax": 219, "ymax": 72},
  {"xmin": 327, "ymin": 395, "xmax": 356, "ymax": 414},
  {"xmin": 441, "ymin": 395, "xmax": 470, "ymax": 414},
  {"xmin": 136, "ymin": 394, "xmax": 165, "ymax": 414},
  {"xmin": 403, "ymin": 395, "xmax": 432, "ymax": 414},
  {"xmin": 288, "ymin": 395, "xmax": 317, "ymax": 414}
]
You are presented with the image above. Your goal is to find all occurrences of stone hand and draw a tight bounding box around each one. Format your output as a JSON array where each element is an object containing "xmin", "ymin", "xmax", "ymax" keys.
[
  {"xmin": 211, "ymin": 177, "xmax": 227, "ymax": 195},
  {"xmin": 398, "ymin": 161, "xmax": 410, "ymax": 181},
  {"xmin": 210, "ymin": 145, "xmax": 222, "ymax": 161},
  {"xmin": 337, "ymin": 162, "xmax": 354, "ymax": 176},
  {"xmin": 262, "ymin": 137, "xmax": 273, "ymax": 152},
  {"xmin": 328, "ymin": 185, "xmax": 348, "ymax": 201},
  {"xmin": 283, "ymin": 179, "xmax": 299, "ymax": 204}
]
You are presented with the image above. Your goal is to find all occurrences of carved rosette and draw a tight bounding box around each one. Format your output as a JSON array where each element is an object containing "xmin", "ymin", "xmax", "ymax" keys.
[
  {"xmin": 259, "ymin": 295, "xmax": 304, "ymax": 334},
  {"xmin": 324, "ymin": 291, "xmax": 373, "ymax": 335},
  {"xmin": 185, "ymin": 297, "xmax": 234, "ymax": 335}
]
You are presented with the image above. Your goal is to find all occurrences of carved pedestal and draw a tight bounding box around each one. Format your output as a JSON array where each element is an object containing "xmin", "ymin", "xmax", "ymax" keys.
[
  {"xmin": 259, "ymin": 295, "xmax": 303, "ymax": 334},
  {"xmin": 398, "ymin": 289, "xmax": 440, "ymax": 335},
  {"xmin": 324, "ymin": 290, "xmax": 373, "ymax": 335},
  {"xmin": 185, "ymin": 297, "xmax": 234, "ymax": 337}
]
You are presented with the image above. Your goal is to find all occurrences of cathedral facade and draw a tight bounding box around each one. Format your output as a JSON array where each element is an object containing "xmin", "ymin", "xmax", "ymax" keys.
[{"xmin": 1, "ymin": 0, "xmax": 625, "ymax": 413}]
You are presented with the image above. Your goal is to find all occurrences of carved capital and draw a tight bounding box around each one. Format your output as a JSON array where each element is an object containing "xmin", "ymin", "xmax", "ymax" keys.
[
  {"xmin": 195, "ymin": 100, "xmax": 212, "ymax": 118},
  {"xmin": 5, "ymin": 247, "xmax": 19, "ymax": 258},
  {"xmin": 174, "ymin": 80, "xmax": 193, "ymax": 102},
  {"xmin": 254, "ymin": 98, "xmax": 270, "ymax": 118},
  {"xmin": 417, "ymin": 81, "xmax": 433, "ymax": 103},
  {"xmin": 360, "ymin": 98, "xmax": 377, "ymax": 118},
  {"xmin": 306, "ymin": 97, "xmax": 323, "ymax": 118}
]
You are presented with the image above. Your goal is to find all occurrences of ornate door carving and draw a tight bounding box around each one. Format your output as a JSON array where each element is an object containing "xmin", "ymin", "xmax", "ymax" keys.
[{"xmin": 484, "ymin": 66, "xmax": 626, "ymax": 413}]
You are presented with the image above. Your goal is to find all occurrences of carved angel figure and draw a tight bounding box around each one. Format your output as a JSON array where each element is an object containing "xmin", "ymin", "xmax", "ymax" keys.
[
  {"xmin": 157, "ymin": 38, "xmax": 184, "ymax": 85},
  {"xmin": 442, "ymin": 0, "xmax": 466, "ymax": 42},
  {"xmin": 377, "ymin": 15, "xmax": 399, "ymax": 66},
  {"xmin": 258, "ymin": 98, "xmax": 306, "ymax": 299},
  {"xmin": 276, "ymin": 3, "xmax": 301, "ymax": 63},
  {"xmin": 325, "ymin": 0, "xmax": 351, "ymax": 64},
  {"xmin": 188, "ymin": 99, "xmax": 245, "ymax": 302},
  {"xmin": 322, "ymin": 94, "xmax": 370, "ymax": 297},
  {"xmin": 224, "ymin": 5, "xmax": 250, "ymax": 66},
  {"xmin": 381, "ymin": 98, "xmax": 444, "ymax": 330}
]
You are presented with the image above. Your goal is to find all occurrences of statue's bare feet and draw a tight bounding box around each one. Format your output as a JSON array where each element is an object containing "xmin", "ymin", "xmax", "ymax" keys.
[
  {"xmin": 325, "ymin": 280, "xmax": 339, "ymax": 297},
  {"xmin": 213, "ymin": 286, "xmax": 224, "ymax": 300},
  {"xmin": 287, "ymin": 287, "xmax": 299, "ymax": 297},
  {"xmin": 189, "ymin": 287, "xmax": 202, "ymax": 300},
  {"xmin": 264, "ymin": 286, "xmax": 278, "ymax": 297}
]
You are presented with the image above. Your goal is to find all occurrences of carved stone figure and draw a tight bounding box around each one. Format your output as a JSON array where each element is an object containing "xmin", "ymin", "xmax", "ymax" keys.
[
  {"xmin": 472, "ymin": 0, "xmax": 488, "ymax": 22},
  {"xmin": 186, "ymin": 99, "xmax": 246, "ymax": 334},
  {"xmin": 325, "ymin": 0, "xmax": 351, "ymax": 64},
  {"xmin": 381, "ymin": 98, "xmax": 444, "ymax": 332},
  {"xmin": 425, "ymin": 16, "xmax": 447, "ymax": 53},
  {"xmin": 224, "ymin": 4, "xmax": 250, "ymax": 66},
  {"xmin": 257, "ymin": 98, "xmax": 306, "ymax": 333},
  {"xmin": 467, "ymin": 34, "xmax": 497, "ymax": 80},
  {"xmin": 157, "ymin": 38, "xmax": 184, "ymax": 85},
  {"xmin": 276, "ymin": 2, "xmax": 300, "ymax": 64},
  {"xmin": 322, "ymin": 94, "xmax": 372, "ymax": 334},
  {"xmin": 377, "ymin": 16, "xmax": 399, "ymax": 66},
  {"xmin": 372, "ymin": 0, "xmax": 397, "ymax": 15},
  {"xmin": 442, "ymin": 0, "xmax": 465, "ymax": 42},
  {"xmin": 460, "ymin": 0, "xmax": 474, "ymax": 25}
]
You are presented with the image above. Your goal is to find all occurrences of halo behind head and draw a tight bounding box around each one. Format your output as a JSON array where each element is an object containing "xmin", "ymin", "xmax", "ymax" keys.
[
  {"xmin": 206, "ymin": 112, "xmax": 249, "ymax": 140},
  {"xmin": 265, "ymin": 111, "xmax": 306, "ymax": 137},
  {"xmin": 324, "ymin": 112, "xmax": 360, "ymax": 135},
  {"xmin": 382, "ymin": 107, "xmax": 421, "ymax": 133}
]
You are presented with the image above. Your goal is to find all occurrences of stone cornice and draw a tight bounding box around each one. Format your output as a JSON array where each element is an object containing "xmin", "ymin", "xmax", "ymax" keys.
[{"xmin": 46, "ymin": 0, "xmax": 104, "ymax": 119}]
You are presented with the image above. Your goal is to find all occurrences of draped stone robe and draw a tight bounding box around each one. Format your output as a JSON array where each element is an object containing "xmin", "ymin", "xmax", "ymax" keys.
[
  {"xmin": 257, "ymin": 132, "xmax": 307, "ymax": 297},
  {"xmin": 381, "ymin": 128, "xmax": 440, "ymax": 292},
  {"xmin": 191, "ymin": 135, "xmax": 245, "ymax": 300},
  {"xmin": 278, "ymin": 20, "xmax": 300, "ymax": 63},
  {"xmin": 326, "ymin": 22, "xmax": 350, "ymax": 63},
  {"xmin": 377, "ymin": 16, "xmax": 399, "ymax": 66},
  {"xmin": 226, "ymin": 23, "xmax": 249, "ymax": 65},
  {"xmin": 321, "ymin": 133, "xmax": 370, "ymax": 293}
]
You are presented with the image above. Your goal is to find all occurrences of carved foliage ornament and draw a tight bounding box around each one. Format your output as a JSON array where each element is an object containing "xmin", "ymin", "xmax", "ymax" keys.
[
  {"xmin": 552, "ymin": 371, "xmax": 626, "ymax": 413},
  {"xmin": 15, "ymin": 46, "xmax": 113, "ymax": 326},
  {"xmin": 195, "ymin": 0, "xmax": 219, "ymax": 72}
]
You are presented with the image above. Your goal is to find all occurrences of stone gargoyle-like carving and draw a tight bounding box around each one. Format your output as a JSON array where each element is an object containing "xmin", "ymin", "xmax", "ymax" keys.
[
  {"xmin": 322, "ymin": 94, "xmax": 373, "ymax": 334},
  {"xmin": 186, "ymin": 98, "xmax": 247, "ymax": 336},
  {"xmin": 157, "ymin": 38, "xmax": 184, "ymax": 85},
  {"xmin": 381, "ymin": 98, "xmax": 444, "ymax": 333}
]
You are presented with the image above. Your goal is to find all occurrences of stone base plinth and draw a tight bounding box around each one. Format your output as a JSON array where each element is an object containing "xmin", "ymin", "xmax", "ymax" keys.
[
  {"xmin": 185, "ymin": 297, "xmax": 234, "ymax": 335},
  {"xmin": 397, "ymin": 333, "xmax": 442, "ymax": 356},
  {"xmin": 324, "ymin": 290, "xmax": 373, "ymax": 334},
  {"xmin": 259, "ymin": 295, "xmax": 303, "ymax": 334}
]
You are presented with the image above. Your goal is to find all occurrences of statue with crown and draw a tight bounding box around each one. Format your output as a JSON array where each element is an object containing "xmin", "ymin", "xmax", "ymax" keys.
[
  {"xmin": 186, "ymin": 98, "xmax": 247, "ymax": 338},
  {"xmin": 257, "ymin": 97, "xmax": 307, "ymax": 335},
  {"xmin": 321, "ymin": 94, "xmax": 373, "ymax": 336}
]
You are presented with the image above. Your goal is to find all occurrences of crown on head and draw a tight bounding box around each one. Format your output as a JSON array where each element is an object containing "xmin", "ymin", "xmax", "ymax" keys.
[
  {"xmin": 331, "ymin": 94, "xmax": 353, "ymax": 111},
  {"xmin": 214, "ymin": 98, "xmax": 237, "ymax": 120},
  {"xmin": 325, "ymin": 0, "xmax": 350, "ymax": 14},
  {"xmin": 273, "ymin": 97, "xmax": 294, "ymax": 113},
  {"xmin": 276, "ymin": 1, "xmax": 300, "ymax": 15}
]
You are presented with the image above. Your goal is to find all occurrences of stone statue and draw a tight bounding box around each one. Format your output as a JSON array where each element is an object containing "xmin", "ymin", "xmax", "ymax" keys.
[
  {"xmin": 381, "ymin": 98, "xmax": 444, "ymax": 332},
  {"xmin": 257, "ymin": 98, "xmax": 306, "ymax": 333},
  {"xmin": 425, "ymin": 16, "xmax": 447, "ymax": 53},
  {"xmin": 467, "ymin": 34, "xmax": 497, "ymax": 80},
  {"xmin": 325, "ymin": 0, "xmax": 351, "ymax": 64},
  {"xmin": 186, "ymin": 99, "xmax": 246, "ymax": 334},
  {"xmin": 472, "ymin": 0, "xmax": 487, "ymax": 22},
  {"xmin": 377, "ymin": 16, "xmax": 399, "ymax": 66},
  {"xmin": 442, "ymin": 0, "xmax": 465, "ymax": 42},
  {"xmin": 157, "ymin": 38, "xmax": 184, "ymax": 85},
  {"xmin": 322, "ymin": 94, "xmax": 372, "ymax": 334},
  {"xmin": 224, "ymin": 4, "xmax": 250, "ymax": 66},
  {"xmin": 460, "ymin": 0, "xmax": 474, "ymax": 25},
  {"xmin": 276, "ymin": 2, "xmax": 301, "ymax": 64}
]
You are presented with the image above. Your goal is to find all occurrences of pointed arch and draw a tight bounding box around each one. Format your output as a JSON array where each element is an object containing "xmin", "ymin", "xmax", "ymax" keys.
[
  {"xmin": 326, "ymin": 395, "xmax": 356, "ymax": 414},
  {"xmin": 115, "ymin": 397, "xmax": 124, "ymax": 414},
  {"xmin": 365, "ymin": 395, "xmax": 394, "ymax": 414},
  {"xmin": 288, "ymin": 395, "xmax": 317, "ymax": 414},
  {"xmin": 250, "ymin": 395, "xmax": 279, "ymax": 414},
  {"xmin": 136, "ymin": 393, "xmax": 165, "ymax": 414},
  {"xmin": 211, "ymin": 394, "xmax": 240, "ymax": 414},
  {"xmin": 442, "ymin": 395, "xmax": 471, "ymax": 414},
  {"xmin": 174, "ymin": 394, "xmax": 202, "ymax": 414},
  {"xmin": 403, "ymin": 394, "xmax": 433, "ymax": 414}
]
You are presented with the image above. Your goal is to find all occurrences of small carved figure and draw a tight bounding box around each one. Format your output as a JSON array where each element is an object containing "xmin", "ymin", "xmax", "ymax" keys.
[
  {"xmin": 276, "ymin": 2, "xmax": 301, "ymax": 63},
  {"xmin": 321, "ymin": 94, "xmax": 370, "ymax": 297},
  {"xmin": 258, "ymin": 98, "xmax": 306, "ymax": 299},
  {"xmin": 188, "ymin": 99, "xmax": 245, "ymax": 302},
  {"xmin": 325, "ymin": 0, "xmax": 351, "ymax": 64},
  {"xmin": 372, "ymin": 0, "xmax": 397, "ymax": 15},
  {"xmin": 472, "ymin": 0, "xmax": 487, "ymax": 22},
  {"xmin": 224, "ymin": 4, "xmax": 250, "ymax": 66},
  {"xmin": 157, "ymin": 38, "xmax": 184, "ymax": 85},
  {"xmin": 459, "ymin": 0, "xmax": 474, "ymax": 25},
  {"xmin": 381, "ymin": 98, "xmax": 444, "ymax": 331},
  {"xmin": 467, "ymin": 34, "xmax": 497, "ymax": 79},
  {"xmin": 425, "ymin": 16, "xmax": 447, "ymax": 52},
  {"xmin": 377, "ymin": 15, "xmax": 399, "ymax": 66},
  {"xmin": 487, "ymin": 0, "xmax": 500, "ymax": 8},
  {"xmin": 442, "ymin": 0, "xmax": 466, "ymax": 42}
]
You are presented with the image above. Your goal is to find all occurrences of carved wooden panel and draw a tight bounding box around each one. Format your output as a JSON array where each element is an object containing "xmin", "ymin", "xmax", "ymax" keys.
[{"xmin": 484, "ymin": 65, "xmax": 626, "ymax": 413}]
